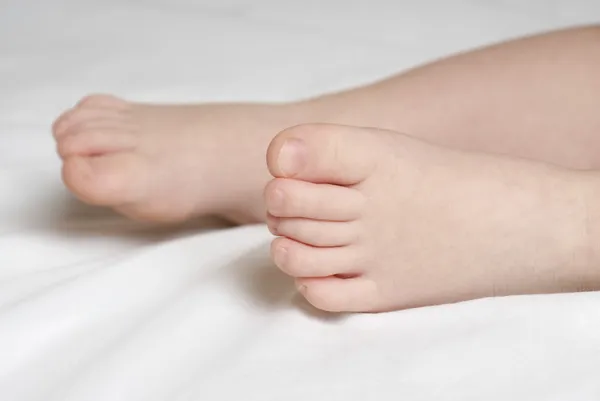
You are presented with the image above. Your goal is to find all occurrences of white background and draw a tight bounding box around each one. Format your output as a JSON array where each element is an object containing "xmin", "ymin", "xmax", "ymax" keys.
[{"xmin": 1, "ymin": 1, "xmax": 600, "ymax": 400}]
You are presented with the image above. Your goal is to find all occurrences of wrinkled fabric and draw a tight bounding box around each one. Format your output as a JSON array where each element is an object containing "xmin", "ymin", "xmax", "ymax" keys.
[{"xmin": 1, "ymin": 1, "xmax": 600, "ymax": 400}]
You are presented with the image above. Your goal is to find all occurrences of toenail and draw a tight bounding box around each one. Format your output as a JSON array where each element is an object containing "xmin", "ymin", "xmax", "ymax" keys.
[
  {"xmin": 268, "ymin": 219, "xmax": 280, "ymax": 235},
  {"xmin": 278, "ymin": 138, "xmax": 306, "ymax": 177},
  {"xmin": 268, "ymin": 188, "xmax": 285, "ymax": 213},
  {"xmin": 274, "ymin": 246, "xmax": 288, "ymax": 268}
]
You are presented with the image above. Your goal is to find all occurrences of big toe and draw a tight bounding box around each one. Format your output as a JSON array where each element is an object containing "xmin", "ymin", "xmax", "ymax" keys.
[
  {"xmin": 62, "ymin": 154, "xmax": 148, "ymax": 206},
  {"xmin": 266, "ymin": 123, "xmax": 381, "ymax": 185}
]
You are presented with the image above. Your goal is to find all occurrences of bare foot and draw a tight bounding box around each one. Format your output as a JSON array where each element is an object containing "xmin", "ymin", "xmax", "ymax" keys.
[
  {"xmin": 52, "ymin": 95, "xmax": 301, "ymax": 223},
  {"xmin": 264, "ymin": 124, "xmax": 598, "ymax": 312}
]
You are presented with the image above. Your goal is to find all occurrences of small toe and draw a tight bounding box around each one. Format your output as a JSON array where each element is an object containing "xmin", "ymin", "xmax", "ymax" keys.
[
  {"xmin": 76, "ymin": 94, "xmax": 129, "ymax": 109},
  {"xmin": 268, "ymin": 215, "xmax": 359, "ymax": 247},
  {"xmin": 271, "ymin": 237, "xmax": 362, "ymax": 278},
  {"xmin": 264, "ymin": 178, "xmax": 364, "ymax": 221},
  {"xmin": 53, "ymin": 108, "xmax": 133, "ymax": 139},
  {"xmin": 295, "ymin": 276, "xmax": 379, "ymax": 312},
  {"xmin": 57, "ymin": 128, "xmax": 137, "ymax": 157},
  {"xmin": 267, "ymin": 123, "xmax": 380, "ymax": 185},
  {"xmin": 62, "ymin": 154, "xmax": 148, "ymax": 206}
]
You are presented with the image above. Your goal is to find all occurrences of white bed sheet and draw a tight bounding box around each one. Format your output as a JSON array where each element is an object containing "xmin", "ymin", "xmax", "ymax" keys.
[{"xmin": 2, "ymin": 1, "xmax": 600, "ymax": 400}]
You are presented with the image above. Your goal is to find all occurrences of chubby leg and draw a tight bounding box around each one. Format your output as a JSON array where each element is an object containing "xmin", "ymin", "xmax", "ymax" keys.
[{"xmin": 307, "ymin": 25, "xmax": 600, "ymax": 169}]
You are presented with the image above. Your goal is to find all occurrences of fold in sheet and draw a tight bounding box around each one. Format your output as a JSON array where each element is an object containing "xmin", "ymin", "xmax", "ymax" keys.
[{"xmin": 2, "ymin": 1, "xmax": 600, "ymax": 400}]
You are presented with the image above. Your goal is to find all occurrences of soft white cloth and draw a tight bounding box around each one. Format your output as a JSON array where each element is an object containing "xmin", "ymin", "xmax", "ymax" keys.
[{"xmin": 2, "ymin": 1, "xmax": 600, "ymax": 400}]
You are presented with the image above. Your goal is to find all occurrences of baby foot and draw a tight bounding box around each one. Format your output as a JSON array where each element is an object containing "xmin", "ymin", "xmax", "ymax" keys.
[
  {"xmin": 265, "ymin": 124, "xmax": 596, "ymax": 312},
  {"xmin": 52, "ymin": 94, "xmax": 300, "ymax": 223}
]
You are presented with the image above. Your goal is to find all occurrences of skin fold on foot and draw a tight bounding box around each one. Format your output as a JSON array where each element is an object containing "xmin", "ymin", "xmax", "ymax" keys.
[{"xmin": 264, "ymin": 124, "xmax": 599, "ymax": 312}]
